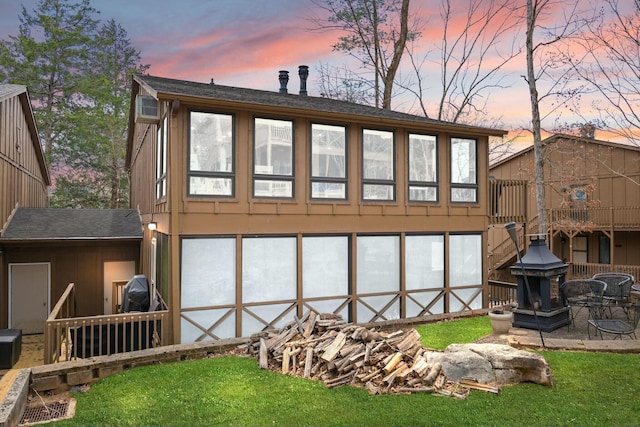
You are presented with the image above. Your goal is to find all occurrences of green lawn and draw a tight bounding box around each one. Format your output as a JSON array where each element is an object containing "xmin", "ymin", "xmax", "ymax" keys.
[{"xmin": 51, "ymin": 316, "xmax": 640, "ymax": 427}]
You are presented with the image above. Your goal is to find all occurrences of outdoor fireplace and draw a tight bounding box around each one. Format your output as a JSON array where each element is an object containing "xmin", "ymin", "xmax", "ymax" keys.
[{"xmin": 510, "ymin": 236, "xmax": 571, "ymax": 332}]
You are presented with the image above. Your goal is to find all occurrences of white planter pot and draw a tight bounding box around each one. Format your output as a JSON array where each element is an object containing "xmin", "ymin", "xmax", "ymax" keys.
[{"xmin": 489, "ymin": 311, "xmax": 513, "ymax": 334}]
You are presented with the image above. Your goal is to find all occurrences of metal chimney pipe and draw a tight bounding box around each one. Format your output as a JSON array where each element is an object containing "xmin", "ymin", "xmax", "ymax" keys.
[
  {"xmin": 298, "ymin": 65, "xmax": 309, "ymax": 96},
  {"xmin": 278, "ymin": 70, "xmax": 289, "ymax": 94}
]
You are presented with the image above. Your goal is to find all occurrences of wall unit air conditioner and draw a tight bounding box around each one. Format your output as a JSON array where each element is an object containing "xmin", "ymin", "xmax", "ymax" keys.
[{"xmin": 135, "ymin": 95, "xmax": 160, "ymax": 123}]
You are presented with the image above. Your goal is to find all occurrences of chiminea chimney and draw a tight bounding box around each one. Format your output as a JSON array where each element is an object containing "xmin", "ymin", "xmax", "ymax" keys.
[
  {"xmin": 298, "ymin": 65, "xmax": 309, "ymax": 96},
  {"xmin": 279, "ymin": 70, "xmax": 289, "ymax": 94}
]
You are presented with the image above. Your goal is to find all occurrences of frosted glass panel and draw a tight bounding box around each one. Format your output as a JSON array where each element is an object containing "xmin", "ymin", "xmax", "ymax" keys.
[
  {"xmin": 357, "ymin": 236, "xmax": 399, "ymax": 293},
  {"xmin": 242, "ymin": 237, "xmax": 296, "ymax": 303},
  {"xmin": 303, "ymin": 236, "xmax": 349, "ymax": 298},
  {"xmin": 181, "ymin": 238, "xmax": 235, "ymax": 308},
  {"xmin": 405, "ymin": 235, "xmax": 444, "ymax": 290},
  {"xmin": 449, "ymin": 234, "xmax": 482, "ymax": 287}
]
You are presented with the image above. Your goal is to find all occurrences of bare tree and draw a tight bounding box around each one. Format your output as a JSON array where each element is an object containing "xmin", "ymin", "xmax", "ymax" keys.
[
  {"xmin": 405, "ymin": 0, "xmax": 523, "ymax": 123},
  {"xmin": 524, "ymin": 0, "xmax": 591, "ymax": 235},
  {"xmin": 315, "ymin": 62, "xmax": 375, "ymax": 104},
  {"xmin": 567, "ymin": 0, "xmax": 640, "ymax": 145},
  {"xmin": 310, "ymin": 0, "xmax": 413, "ymax": 109}
]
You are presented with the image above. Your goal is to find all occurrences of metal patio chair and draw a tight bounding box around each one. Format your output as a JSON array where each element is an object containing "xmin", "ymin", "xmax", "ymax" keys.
[
  {"xmin": 592, "ymin": 273, "xmax": 633, "ymax": 318},
  {"xmin": 559, "ymin": 279, "xmax": 607, "ymax": 329},
  {"xmin": 587, "ymin": 302, "xmax": 640, "ymax": 340}
]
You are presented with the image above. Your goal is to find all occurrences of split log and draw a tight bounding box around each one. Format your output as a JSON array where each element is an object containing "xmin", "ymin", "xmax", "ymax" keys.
[
  {"xmin": 424, "ymin": 362, "xmax": 442, "ymax": 386},
  {"xmin": 303, "ymin": 347, "xmax": 314, "ymax": 378},
  {"xmin": 303, "ymin": 311, "xmax": 317, "ymax": 338},
  {"xmin": 383, "ymin": 352, "xmax": 404, "ymax": 374},
  {"xmin": 259, "ymin": 338, "xmax": 269, "ymax": 369},
  {"xmin": 459, "ymin": 378, "xmax": 501, "ymax": 394},
  {"xmin": 321, "ymin": 332, "xmax": 347, "ymax": 362}
]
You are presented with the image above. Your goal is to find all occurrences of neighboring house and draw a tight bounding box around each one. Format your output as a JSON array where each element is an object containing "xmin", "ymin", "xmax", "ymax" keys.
[
  {"xmin": 0, "ymin": 84, "xmax": 143, "ymax": 335},
  {"xmin": 489, "ymin": 133, "xmax": 640, "ymax": 282},
  {"xmin": 126, "ymin": 70, "xmax": 507, "ymax": 344},
  {"xmin": 0, "ymin": 208, "xmax": 142, "ymax": 333},
  {"xmin": 0, "ymin": 84, "xmax": 49, "ymax": 222}
]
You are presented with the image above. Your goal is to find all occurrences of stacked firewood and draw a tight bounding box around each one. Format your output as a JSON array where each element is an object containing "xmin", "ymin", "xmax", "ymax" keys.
[{"xmin": 241, "ymin": 312, "xmax": 500, "ymax": 398}]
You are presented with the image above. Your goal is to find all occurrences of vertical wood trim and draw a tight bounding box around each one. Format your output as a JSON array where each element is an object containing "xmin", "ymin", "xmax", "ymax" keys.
[
  {"xmin": 444, "ymin": 231, "xmax": 450, "ymax": 313},
  {"xmin": 351, "ymin": 232, "xmax": 357, "ymax": 323},
  {"xmin": 399, "ymin": 232, "xmax": 406, "ymax": 318},
  {"xmin": 296, "ymin": 233, "xmax": 303, "ymax": 318},
  {"xmin": 169, "ymin": 104, "xmax": 182, "ymax": 343}
]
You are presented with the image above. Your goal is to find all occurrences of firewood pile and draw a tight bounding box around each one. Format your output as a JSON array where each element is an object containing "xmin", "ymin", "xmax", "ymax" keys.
[{"xmin": 240, "ymin": 312, "xmax": 500, "ymax": 398}]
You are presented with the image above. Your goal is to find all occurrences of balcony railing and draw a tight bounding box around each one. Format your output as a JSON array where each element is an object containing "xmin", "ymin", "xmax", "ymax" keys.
[
  {"xmin": 568, "ymin": 262, "xmax": 640, "ymax": 281},
  {"xmin": 549, "ymin": 207, "xmax": 640, "ymax": 230},
  {"xmin": 489, "ymin": 179, "xmax": 528, "ymax": 224},
  {"xmin": 44, "ymin": 282, "xmax": 170, "ymax": 364}
]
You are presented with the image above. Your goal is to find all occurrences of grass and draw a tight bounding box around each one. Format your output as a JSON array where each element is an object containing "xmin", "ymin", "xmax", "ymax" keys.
[{"xmin": 50, "ymin": 316, "xmax": 640, "ymax": 427}]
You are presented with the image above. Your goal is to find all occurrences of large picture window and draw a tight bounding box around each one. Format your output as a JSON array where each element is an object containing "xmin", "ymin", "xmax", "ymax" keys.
[
  {"xmin": 254, "ymin": 118, "xmax": 294, "ymax": 198},
  {"xmin": 362, "ymin": 129, "xmax": 395, "ymax": 201},
  {"xmin": 155, "ymin": 113, "xmax": 167, "ymax": 200},
  {"xmin": 408, "ymin": 133, "xmax": 437, "ymax": 201},
  {"xmin": 311, "ymin": 124, "xmax": 347, "ymax": 199},
  {"xmin": 450, "ymin": 137, "xmax": 477, "ymax": 202},
  {"xmin": 188, "ymin": 111, "xmax": 234, "ymax": 196}
]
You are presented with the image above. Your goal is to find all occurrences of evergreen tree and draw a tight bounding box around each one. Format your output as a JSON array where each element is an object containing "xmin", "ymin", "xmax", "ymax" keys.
[{"xmin": 0, "ymin": 1, "xmax": 148, "ymax": 208}]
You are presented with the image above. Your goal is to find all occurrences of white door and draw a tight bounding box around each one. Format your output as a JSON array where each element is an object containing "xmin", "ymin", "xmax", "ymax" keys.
[
  {"xmin": 103, "ymin": 261, "xmax": 136, "ymax": 314},
  {"xmin": 9, "ymin": 263, "xmax": 50, "ymax": 334}
]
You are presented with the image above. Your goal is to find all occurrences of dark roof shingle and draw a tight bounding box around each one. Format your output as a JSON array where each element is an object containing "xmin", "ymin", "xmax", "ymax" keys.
[
  {"xmin": 135, "ymin": 74, "xmax": 507, "ymax": 136},
  {"xmin": 0, "ymin": 208, "xmax": 142, "ymax": 241}
]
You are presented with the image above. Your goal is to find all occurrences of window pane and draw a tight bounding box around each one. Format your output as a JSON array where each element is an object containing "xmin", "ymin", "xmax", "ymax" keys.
[
  {"xmin": 449, "ymin": 234, "xmax": 482, "ymax": 287},
  {"xmin": 409, "ymin": 186, "xmax": 437, "ymax": 201},
  {"xmin": 189, "ymin": 177, "xmax": 233, "ymax": 196},
  {"xmin": 242, "ymin": 237, "xmax": 296, "ymax": 302},
  {"xmin": 363, "ymin": 184, "xmax": 394, "ymax": 200},
  {"xmin": 451, "ymin": 187, "xmax": 477, "ymax": 202},
  {"xmin": 190, "ymin": 112, "xmax": 233, "ymax": 173},
  {"xmin": 254, "ymin": 179, "xmax": 293, "ymax": 198},
  {"xmin": 409, "ymin": 134, "xmax": 436, "ymax": 182},
  {"xmin": 312, "ymin": 182, "xmax": 346, "ymax": 199},
  {"xmin": 303, "ymin": 236, "xmax": 349, "ymax": 298},
  {"xmin": 255, "ymin": 118, "xmax": 292, "ymax": 176},
  {"xmin": 451, "ymin": 138, "xmax": 476, "ymax": 184},
  {"xmin": 363, "ymin": 129, "xmax": 393, "ymax": 180},
  {"xmin": 312, "ymin": 124, "xmax": 346, "ymax": 178}
]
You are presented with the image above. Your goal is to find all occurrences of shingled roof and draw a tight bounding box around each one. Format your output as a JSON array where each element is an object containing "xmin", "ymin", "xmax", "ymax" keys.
[
  {"xmin": 134, "ymin": 74, "xmax": 507, "ymax": 136},
  {"xmin": 0, "ymin": 208, "xmax": 143, "ymax": 241}
]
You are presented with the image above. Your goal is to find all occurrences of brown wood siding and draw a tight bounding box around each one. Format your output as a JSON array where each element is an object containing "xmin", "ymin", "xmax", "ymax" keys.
[
  {"xmin": 490, "ymin": 136, "xmax": 640, "ymax": 272},
  {"xmin": 0, "ymin": 93, "xmax": 48, "ymax": 225},
  {"xmin": 129, "ymin": 90, "xmax": 494, "ymax": 341},
  {"xmin": 0, "ymin": 241, "xmax": 140, "ymax": 327}
]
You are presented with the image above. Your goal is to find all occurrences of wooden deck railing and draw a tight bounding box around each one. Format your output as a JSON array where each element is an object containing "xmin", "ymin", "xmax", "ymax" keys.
[
  {"xmin": 549, "ymin": 207, "xmax": 640, "ymax": 229},
  {"xmin": 487, "ymin": 280, "xmax": 517, "ymax": 308},
  {"xmin": 489, "ymin": 179, "xmax": 528, "ymax": 224},
  {"xmin": 567, "ymin": 262, "xmax": 640, "ymax": 281},
  {"xmin": 45, "ymin": 282, "xmax": 170, "ymax": 364}
]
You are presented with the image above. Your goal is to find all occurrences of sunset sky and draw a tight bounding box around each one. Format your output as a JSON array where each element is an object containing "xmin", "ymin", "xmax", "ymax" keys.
[{"xmin": 0, "ymin": 0, "xmax": 629, "ymax": 146}]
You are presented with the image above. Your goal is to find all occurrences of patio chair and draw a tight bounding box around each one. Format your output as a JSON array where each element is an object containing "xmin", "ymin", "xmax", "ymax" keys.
[
  {"xmin": 559, "ymin": 279, "xmax": 607, "ymax": 329},
  {"xmin": 587, "ymin": 303, "xmax": 640, "ymax": 340},
  {"xmin": 592, "ymin": 273, "xmax": 633, "ymax": 318}
]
